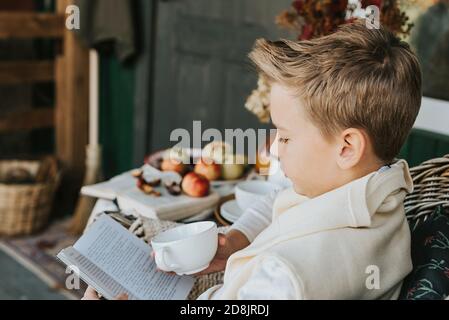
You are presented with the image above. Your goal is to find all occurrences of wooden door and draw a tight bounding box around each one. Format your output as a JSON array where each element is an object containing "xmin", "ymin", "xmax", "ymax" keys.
[{"xmin": 150, "ymin": 0, "xmax": 291, "ymax": 151}]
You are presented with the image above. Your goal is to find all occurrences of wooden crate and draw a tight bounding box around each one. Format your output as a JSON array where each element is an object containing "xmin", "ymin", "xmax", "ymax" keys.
[{"xmin": 0, "ymin": 2, "xmax": 89, "ymax": 216}]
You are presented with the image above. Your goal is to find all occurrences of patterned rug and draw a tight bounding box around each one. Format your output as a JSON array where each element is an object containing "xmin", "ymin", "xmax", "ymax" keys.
[{"xmin": 0, "ymin": 219, "xmax": 87, "ymax": 300}]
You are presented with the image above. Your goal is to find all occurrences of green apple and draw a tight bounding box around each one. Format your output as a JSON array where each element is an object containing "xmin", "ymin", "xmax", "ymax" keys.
[{"xmin": 221, "ymin": 154, "xmax": 246, "ymax": 180}]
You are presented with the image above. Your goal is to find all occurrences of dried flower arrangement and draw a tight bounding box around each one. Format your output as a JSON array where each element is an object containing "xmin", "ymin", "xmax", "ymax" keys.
[{"xmin": 245, "ymin": 0, "xmax": 414, "ymax": 123}]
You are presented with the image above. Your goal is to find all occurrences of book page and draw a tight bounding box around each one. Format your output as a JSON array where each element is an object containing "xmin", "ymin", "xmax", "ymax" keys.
[
  {"xmin": 80, "ymin": 172, "xmax": 136, "ymax": 200},
  {"xmin": 58, "ymin": 247, "xmax": 133, "ymax": 300},
  {"xmin": 74, "ymin": 215, "xmax": 195, "ymax": 300}
]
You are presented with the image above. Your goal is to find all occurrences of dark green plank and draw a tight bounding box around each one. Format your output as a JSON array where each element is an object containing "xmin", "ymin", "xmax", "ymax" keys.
[
  {"xmin": 99, "ymin": 56, "xmax": 135, "ymax": 178},
  {"xmin": 401, "ymin": 129, "xmax": 449, "ymax": 166}
]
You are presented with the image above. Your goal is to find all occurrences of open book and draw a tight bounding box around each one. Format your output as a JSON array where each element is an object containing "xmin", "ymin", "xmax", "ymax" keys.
[
  {"xmin": 57, "ymin": 215, "xmax": 195, "ymax": 300},
  {"xmin": 80, "ymin": 169, "xmax": 220, "ymax": 221}
]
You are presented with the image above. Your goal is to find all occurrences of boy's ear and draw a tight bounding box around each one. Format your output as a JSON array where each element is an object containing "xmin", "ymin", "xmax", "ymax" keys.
[{"xmin": 336, "ymin": 128, "xmax": 366, "ymax": 170}]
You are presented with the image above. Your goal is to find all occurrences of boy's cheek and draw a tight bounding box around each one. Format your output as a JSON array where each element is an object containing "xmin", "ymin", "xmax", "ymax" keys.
[
  {"xmin": 283, "ymin": 152, "xmax": 308, "ymax": 181},
  {"xmin": 279, "ymin": 156, "xmax": 295, "ymax": 179}
]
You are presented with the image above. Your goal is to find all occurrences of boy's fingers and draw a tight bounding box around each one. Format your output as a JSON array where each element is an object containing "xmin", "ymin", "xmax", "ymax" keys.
[
  {"xmin": 216, "ymin": 235, "xmax": 233, "ymax": 259},
  {"xmin": 82, "ymin": 287, "xmax": 100, "ymax": 300},
  {"xmin": 194, "ymin": 266, "xmax": 214, "ymax": 276},
  {"xmin": 218, "ymin": 234, "xmax": 227, "ymax": 246},
  {"xmin": 115, "ymin": 293, "xmax": 129, "ymax": 300}
]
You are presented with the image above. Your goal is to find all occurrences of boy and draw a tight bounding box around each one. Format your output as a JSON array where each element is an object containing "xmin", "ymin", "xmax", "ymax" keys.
[
  {"xmin": 84, "ymin": 20, "xmax": 422, "ymax": 300},
  {"xmin": 198, "ymin": 20, "xmax": 421, "ymax": 300}
]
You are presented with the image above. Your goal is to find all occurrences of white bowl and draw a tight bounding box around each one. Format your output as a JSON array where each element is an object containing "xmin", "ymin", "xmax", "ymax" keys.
[
  {"xmin": 221, "ymin": 200, "xmax": 244, "ymax": 223},
  {"xmin": 151, "ymin": 221, "xmax": 218, "ymax": 275},
  {"xmin": 235, "ymin": 181, "xmax": 280, "ymax": 212}
]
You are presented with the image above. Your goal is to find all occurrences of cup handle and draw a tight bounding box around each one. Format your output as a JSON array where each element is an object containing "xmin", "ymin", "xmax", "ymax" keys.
[{"xmin": 155, "ymin": 247, "xmax": 180, "ymax": 272}]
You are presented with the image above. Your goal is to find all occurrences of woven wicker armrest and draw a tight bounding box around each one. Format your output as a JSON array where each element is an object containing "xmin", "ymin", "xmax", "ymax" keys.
[{"xmin": 405, "ymin": 155, "xmax": 449, "ymax": 230}]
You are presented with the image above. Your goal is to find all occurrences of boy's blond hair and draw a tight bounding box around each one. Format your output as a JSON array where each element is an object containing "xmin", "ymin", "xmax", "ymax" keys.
[{"xmin": 249, "ymin": 20, "xmax": 422, "ymax": 163}]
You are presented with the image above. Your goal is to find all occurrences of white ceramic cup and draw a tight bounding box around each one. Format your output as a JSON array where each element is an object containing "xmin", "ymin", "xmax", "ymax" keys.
[
  {"xmin": 151, "ymin": 221, "xmax": 218, "ymax": 275},
  {"xmin": 235, "ymin": 181, "xmax": 280, "ymax": 212}
]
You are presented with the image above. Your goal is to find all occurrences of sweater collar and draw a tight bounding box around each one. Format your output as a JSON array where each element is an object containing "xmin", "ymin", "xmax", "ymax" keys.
[{"xmin": 249, "ymin": 160, "xmax": 413, "ymax": 247}]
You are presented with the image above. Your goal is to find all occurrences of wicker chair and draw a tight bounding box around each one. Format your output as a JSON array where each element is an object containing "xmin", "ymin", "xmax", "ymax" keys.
[
  {"xmin": 401, "ymin": 154, "xmax": 449, "ymax": 300},
  {"xmin": 404, "ymin": 154, "xmax": 449, "ymax": 230}
]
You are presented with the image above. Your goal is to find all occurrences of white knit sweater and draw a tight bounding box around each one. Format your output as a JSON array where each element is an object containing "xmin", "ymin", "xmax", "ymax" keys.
[{"xmin": 199, "ymin": 161, "xmax": 413, "ymax": 300}]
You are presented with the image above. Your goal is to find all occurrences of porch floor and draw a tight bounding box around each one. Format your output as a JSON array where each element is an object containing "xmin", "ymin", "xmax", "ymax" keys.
[{"xmin": 0, "ymin": 249, "xmax": 67, "ymax": 300}]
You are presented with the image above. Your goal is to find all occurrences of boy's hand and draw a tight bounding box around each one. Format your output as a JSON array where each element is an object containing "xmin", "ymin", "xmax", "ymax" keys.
[
  {"xmin": 152, "ymin": 230, "xmax": 250, "ymax": 276},
  {"xmin": 82, "ymin": 287, "xmax": 128, "ymax": 300},
  {"xmin": 195, "ymin": 230, "xmax": 251, "ymax": 275},
  {"xmin": 193, "ymin": 232, "xmax": 239, "ymax": 276}
]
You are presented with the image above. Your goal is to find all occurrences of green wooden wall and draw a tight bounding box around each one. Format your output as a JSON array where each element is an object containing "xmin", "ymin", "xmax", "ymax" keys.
[
  {"xmin": 400, "ymin": 128, "xmax": 449, "ymax": 167},
  {"xmin": 99, "ymin": 56, "xmax": 135, "ymax": 178}
]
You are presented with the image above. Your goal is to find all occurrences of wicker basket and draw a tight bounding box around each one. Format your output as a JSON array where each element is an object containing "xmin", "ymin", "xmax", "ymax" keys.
[
  {"xmin": 404, "ymin": 154, "xmax": 449, "ymax": 230},
  {"xmin": 0, "ymin": 157, "xmax": 61, "ymax": 236}
]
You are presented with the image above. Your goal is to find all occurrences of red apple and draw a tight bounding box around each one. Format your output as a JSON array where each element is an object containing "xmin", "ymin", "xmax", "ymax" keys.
[
  {"xmin": 194, "ymin": 158, "xmax": 221, "ymax": 181},
  {"xmin": 161, "ymin": 159, "xmax": 187, "ymax": 175},
  {"xmin": 182, "ymin": 172, "xmax": 210, "ymax": 198}
]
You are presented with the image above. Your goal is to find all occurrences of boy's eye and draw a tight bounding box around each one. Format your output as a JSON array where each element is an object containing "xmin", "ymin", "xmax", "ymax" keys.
[{"xmin": 278, "ymin": 137, "xmax": 290, "ymax": 144}]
